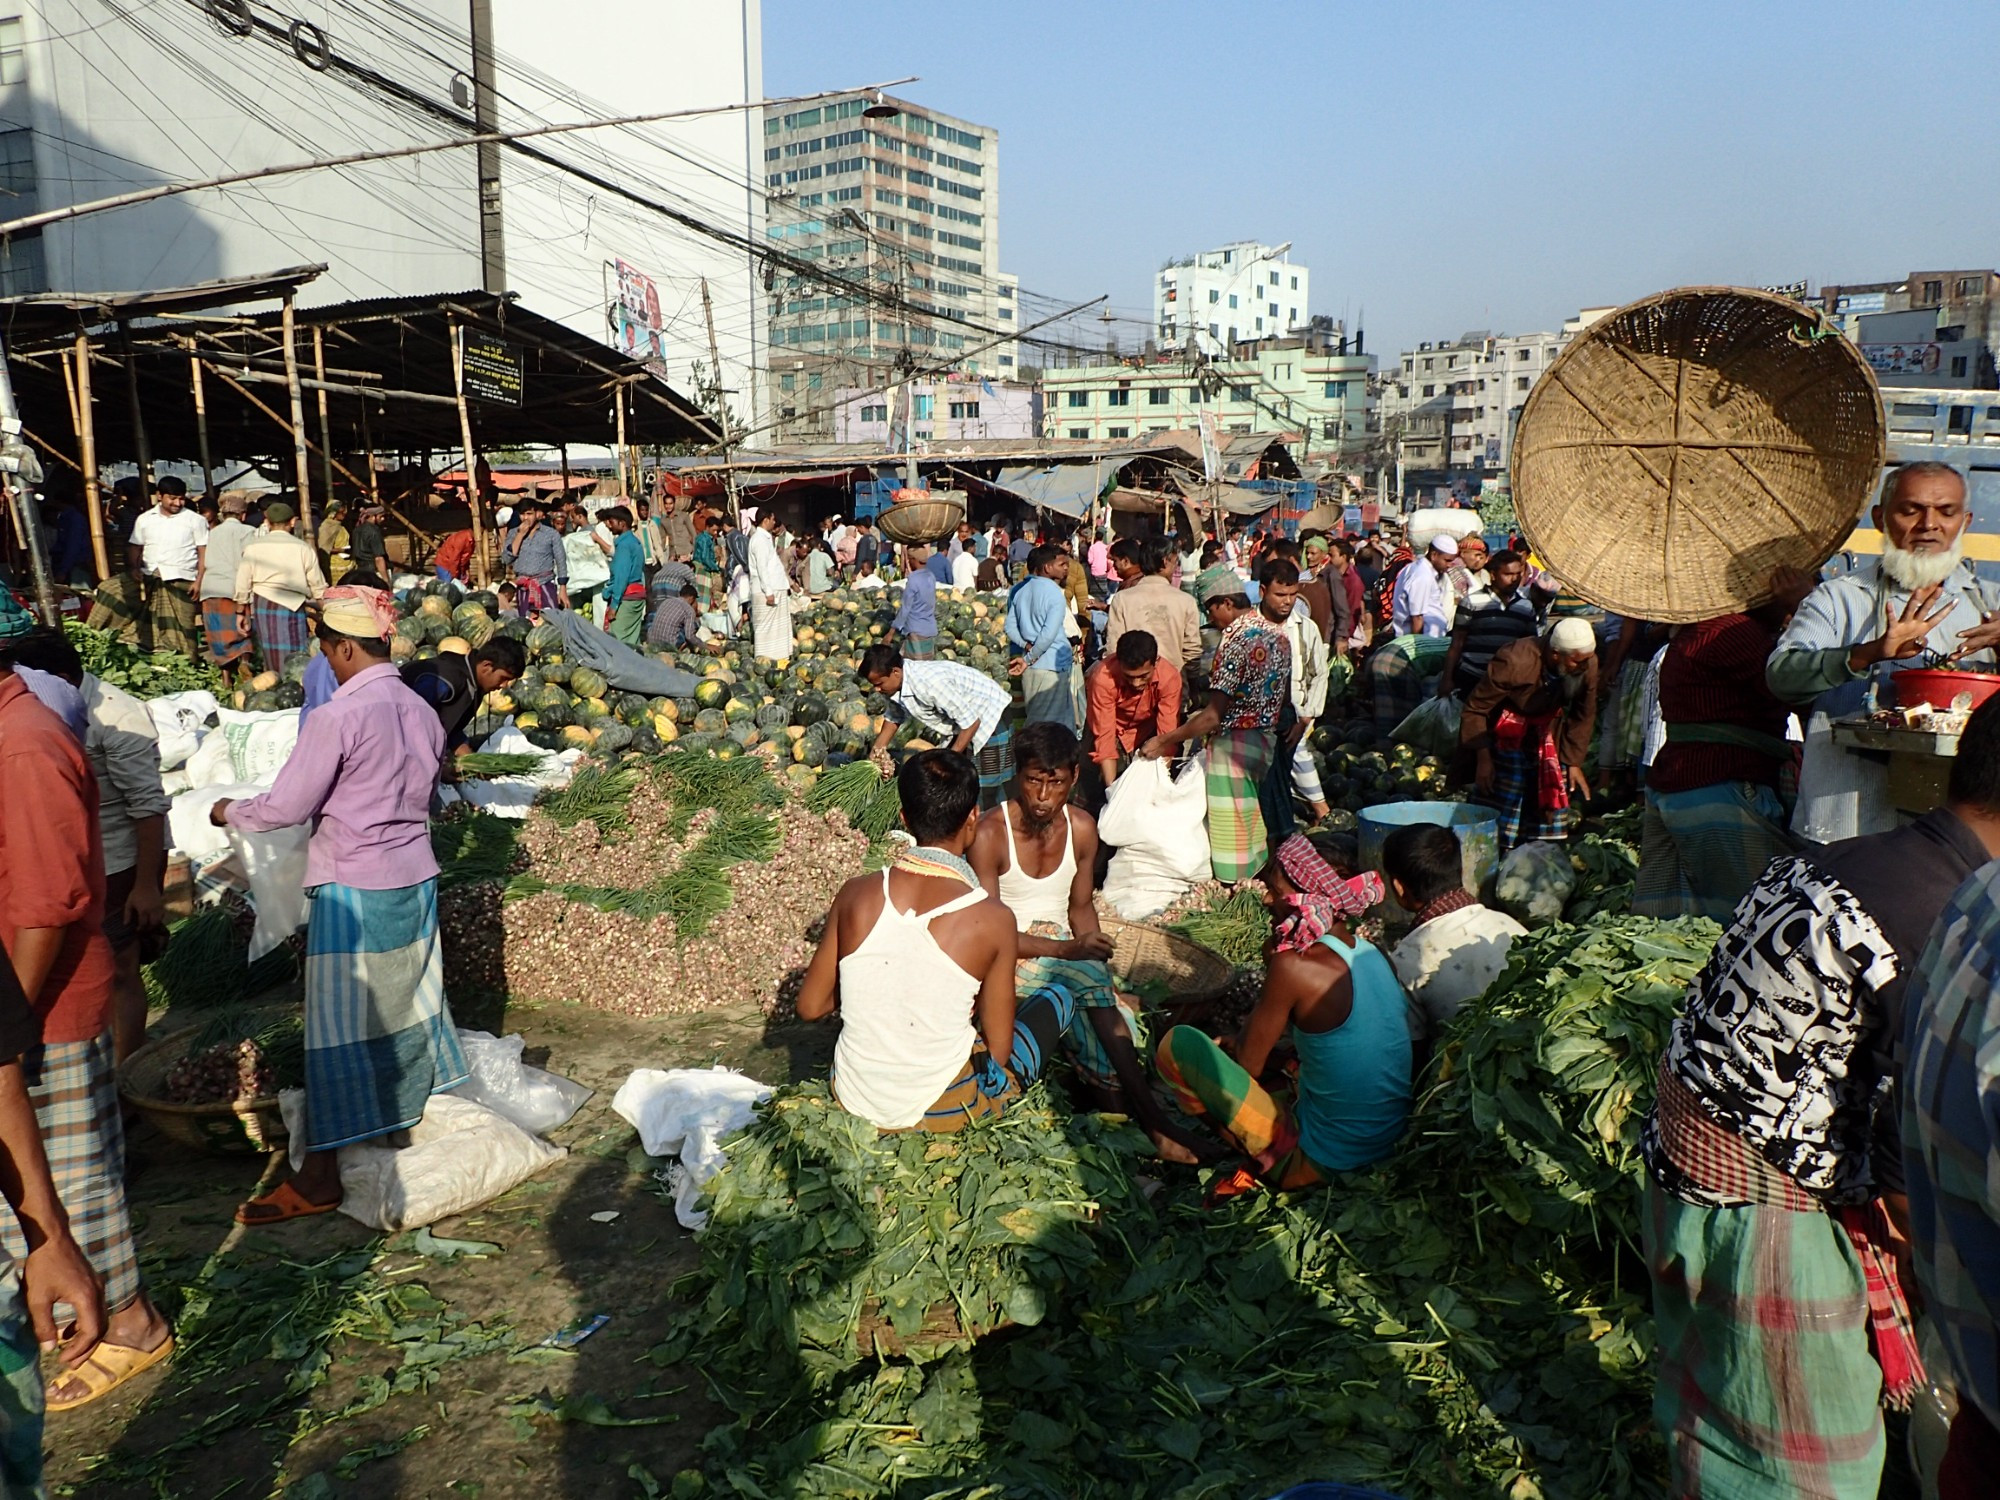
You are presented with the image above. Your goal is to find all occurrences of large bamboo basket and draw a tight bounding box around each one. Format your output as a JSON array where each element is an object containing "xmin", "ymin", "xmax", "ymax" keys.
[
  {"xmin": 875, "ymin": 493, "xmax": 966, "ymax": 546},
  {"xmin": 1511, "ymin": 287, "xmax": 1885, "ymax": 623}
]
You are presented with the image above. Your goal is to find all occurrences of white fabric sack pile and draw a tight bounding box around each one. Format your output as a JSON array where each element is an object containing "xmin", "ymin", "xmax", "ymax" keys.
[
  {"xmin": 612, "ymin": 1066, "xmax": 772, "ymax": 1230},
  {"xmin": 279, "ymin": 1089, "xmax": 565, "ymax": 1233},
  {"xmin": 1099, "ymin": 754, "xmax": 1212, "ymax": 919},
  {"xmin": 145, "ymin": 690, "xmax": 219, "ymax": 771},
  {"xmin": 215, "ymin": 707, "xmax": 301, "ymax": 784}
]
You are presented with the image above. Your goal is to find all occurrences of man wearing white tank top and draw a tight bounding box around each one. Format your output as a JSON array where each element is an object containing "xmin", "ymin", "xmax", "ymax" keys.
[
  {"xmin": 969, "ymin": 723, "xmax": 1221, "ymax": 1166},
  {"xmin": 796, "ymin": 750, "xmax": 1078, "ymax": 1131}
]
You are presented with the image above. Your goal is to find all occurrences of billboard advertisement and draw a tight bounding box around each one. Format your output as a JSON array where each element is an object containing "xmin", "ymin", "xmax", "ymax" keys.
[
  {"xmin": 613, "ymin": 257, "xmax": 668, "ymax": 372},
  {"xmin": 1861, "ymin": 342, "xmax": 1943, "ymax": 376}
]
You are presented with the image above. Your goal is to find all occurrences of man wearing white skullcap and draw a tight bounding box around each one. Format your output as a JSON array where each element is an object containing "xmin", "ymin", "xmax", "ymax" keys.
[
  {"xmin": 1459, "ymin": 618, "xmax": 1600, "ymax": 851},
  {"xmin": 1390, "ymin": 533, "xmax": 1458, "ymax": 639}
]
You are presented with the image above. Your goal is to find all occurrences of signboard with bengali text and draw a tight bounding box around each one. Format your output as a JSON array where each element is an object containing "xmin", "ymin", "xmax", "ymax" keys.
[{"xmin": 461, "ymin": 332, "xmax": 523, "ymax": 405}]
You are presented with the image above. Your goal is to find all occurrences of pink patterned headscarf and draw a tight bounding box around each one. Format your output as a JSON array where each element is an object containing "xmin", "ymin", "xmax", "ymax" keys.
[
  {"xmin": 318, "ymin": 585, "xmax": 399, "ymax": 642},
  {"xmin": 1271, "ymin": 834, "xmax": 1383, "ymax": 953}
]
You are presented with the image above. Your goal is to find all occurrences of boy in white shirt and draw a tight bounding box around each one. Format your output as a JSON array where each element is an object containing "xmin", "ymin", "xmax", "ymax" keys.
[{"xmin": 1382, "ymin": 823, "xmax": 1525, "ymax": 1039}]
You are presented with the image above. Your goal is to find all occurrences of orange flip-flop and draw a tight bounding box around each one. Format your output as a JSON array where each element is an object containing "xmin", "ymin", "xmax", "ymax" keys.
[{"xmin": 234, "ymin": 1180, "xmax": 341, "ymax": 1226}]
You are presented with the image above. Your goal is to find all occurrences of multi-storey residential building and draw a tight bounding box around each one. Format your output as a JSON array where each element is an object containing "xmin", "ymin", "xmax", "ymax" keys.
[
  {"xmin": 763, "ymin": 91, "xmax": 1012, "ymax": 441},
  {"xmin": 831, "ymin": 376, "xmax": 1039, "ymax": 444},
  {"xmin": 1821, "ymin": 271, "xmax": 2000, "ymax": 390},
  {"xmin": 1154, "ymin": 242, "xmax": 1310, "ymax": 355},
  {"xmin": 0, "ymin": 2, "xmax": 766, "ymax": 427},
  {"xmin": 1039, "ymin": 340, "xmax": 1372, "ymax": 456}
]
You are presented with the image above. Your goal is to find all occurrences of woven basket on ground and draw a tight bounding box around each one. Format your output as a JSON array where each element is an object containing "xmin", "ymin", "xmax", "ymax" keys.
[
  {"xmin": 1511, "ymin": 286, "xmax": 1885, "ymax": 623},
  {"xmin": 875, "ymin": 493, "xmax": 966, "ymax": 546},
  {"xmin": 118, "ymin": 1020, "xmax": 289, "ymax": 1157},
  {"xmin": 1101, "ymin": 919, "xmax": 1238, "ymax": 1012}
]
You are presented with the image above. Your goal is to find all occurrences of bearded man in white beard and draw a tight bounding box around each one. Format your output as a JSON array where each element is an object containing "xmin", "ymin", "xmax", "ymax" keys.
[{"xmin": 1769, "ymin": 462, "xmax": 2000, "ymax": 841}]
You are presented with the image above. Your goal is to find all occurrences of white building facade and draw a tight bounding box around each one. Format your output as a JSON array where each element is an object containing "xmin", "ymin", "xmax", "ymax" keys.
[
  {"xmin": 831, "ymin": 376, "xmax": 1039, "ymax": 444},
  {"xmin": 0, "ymin": 2, "xmax": 765, "ymax": 431},
  {"xmin": 763, "ymin": 91, "xmax": 1012, "ymax": 442},
  {"xmin": 1154, "ymin": 242, "xmax": 1310, "ymax": 355}
]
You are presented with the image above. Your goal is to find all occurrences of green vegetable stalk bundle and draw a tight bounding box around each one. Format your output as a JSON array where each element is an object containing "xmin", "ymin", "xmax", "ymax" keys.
[
  {"xmin": 65, "ymin": 622, "xmax": 223, "ymax": 699},
  {"xmin": 1562, "ymin": 805, "xmax": 1642, "ymax": 923}
]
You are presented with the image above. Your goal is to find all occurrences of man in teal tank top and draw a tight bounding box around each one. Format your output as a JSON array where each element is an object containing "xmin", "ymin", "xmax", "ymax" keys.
[{"xmin": 1156, "ymin": 834, "xmax": 1413, "ymax": 1191}]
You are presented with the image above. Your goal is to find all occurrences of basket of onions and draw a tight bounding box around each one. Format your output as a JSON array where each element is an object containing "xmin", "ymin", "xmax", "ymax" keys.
[{"xmin": 117, "ymin": 1005, "xmax": 301, "ymax": 1156}]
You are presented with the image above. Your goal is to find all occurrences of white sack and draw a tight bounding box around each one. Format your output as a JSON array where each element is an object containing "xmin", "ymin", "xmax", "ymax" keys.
[
  {"xmin": 1097, "ymin": 754, "xmax": 1211, "ymax": 881},
  {"xmin": 145, "ymin": 690, "xmax": 218, "ymax": 770},
  {"xmin": 612, "ymin": 1065, "xmax": 771, "ymax": 1229},
  {"xmin": 228, "ymin": 822, "xmax": 312, "ymax": 959},
  {"xmin": 181, "ymin": 729, "xmax": 240, "ymax": 792},
  {"xmin": 216, "ymin": 707, "xmax": 301, "ymax": 784},
  {"xmin": 451, "ymin": 1029, "xmax": 592, "ymax": 1136}
]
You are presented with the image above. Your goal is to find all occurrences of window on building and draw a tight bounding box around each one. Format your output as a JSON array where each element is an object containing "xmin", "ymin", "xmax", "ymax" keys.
[
  {"xmin": 859, "ymin": 404, "xmax": 887, "ymax": 422},
  {"xmin": 1208, "ymin": 322, "xmax": 1219, "ymax": 338},
  {"xmin": 1067, "ymin": 427, "xmax": 1089, "ymax": 439},
  {"xmin": 0, "ymin": 127, "xmax": 31, "ymax": 198},
  {"xmin": 1949, "ymin": 405, "xmax": 1974, "ymax": 433},
  {"xmin": 1106, "ymin": 388, "xmax": 1131, "ymax": 407},
  {"xmin": 1148, "ymin": 387, "xmax": 1170, "ymax": 405},
  {"xmin": 1923, "ymin": 279, "xmax": 1944, "ymax": 304},
  {"xmin": 1287, "ymin": 308, "xmax": 1296, "ymax": 323},
  {"xmin": 1323, "ymin": 420, "xmax": 1339, "ymax": 438},
  {"xmin": 1107, "ymin": 425, "xmax": 1130, "ymax": 438},
  {"xmin": 1952, "ymin": 356, "xmax": 1970, "ymax": 378},
  {"xmin": 1066, "ymin": 390, "xmax": 1089, "ymax": 408},
  {"xmin": 1268, "ymin": 303, "xmax": 1278, "ymax": 318},
  {"xmin": 948, "ymin": 400, "xmax": 980, "ymax": 418},
  {"xmin": 1227, "ymin": 423, "xmax": 1251, "ymax": 434},
  {"xmin": 1956, "ymin": 276, "xmax": 1983, "ymax": 297},
  {"xmin": 913, "ymin": 394, "xmax": 934, "ymax": 419},
  {"xmin": 1230, "ymin": 384, "xmax": 1252, "ymax": 402},
  {"xmin": 1515, "ymin": 348, "xmax": 1530, "ymax": 360},
  {"xmin": 779, "ymin": 373, "xmax": 795, "ymax": 392},
  {"xmin": 1290, "ymin": 275, "xmax": 1298, "ymax": 290},
  {"xmin": 1255, "ymin": 318, "xmax": 1263, "ymax": 332},
  {"xmin": 0, "ymin": 19, "xmax": 24, "ymax": 86},
  {"xmin": 1514, "ymin": 375, "xmax": 1530, "ymax": 390},
  {"xmin": 999, "ymin": 355, "xmax": 1014, "ymax": 366},
  {"xmin": 0, "ymin": 227, "xmax": 41, "ymax": 297},
  {"xmin": 1421, "ymin": 384, "xmax": 1435, "ymax": 397},
  {"xmin": 1422, "ymin": 358, "xmax": 1433, "ymax": 371},
  {"xmin": 1268, "ymin": 271, "xmax": 1279, "ymax": 286},
  {"xmin": 1323, "ymin": 381, "xmax": 1345, "ymax": 399},
  {"xmin": 1228, "ymin": 294, "xmax": 1238, "ymax": 309},
  {"xmin": 997, "ymin": 308, "xmax": 1012, "ymax": 320}
]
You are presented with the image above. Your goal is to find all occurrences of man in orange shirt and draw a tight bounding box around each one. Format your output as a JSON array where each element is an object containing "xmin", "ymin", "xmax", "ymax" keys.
[
  {"xmin": 1084, "ymin": 629, "xmax": 1183, "ymax": 791},
  {"xmin": 433, "ymin": 528, "xmax": 477, "ymax": 584},
  {"xmin": 0, "ymin": 599, "xmax": 170, "ymax": 1412}
]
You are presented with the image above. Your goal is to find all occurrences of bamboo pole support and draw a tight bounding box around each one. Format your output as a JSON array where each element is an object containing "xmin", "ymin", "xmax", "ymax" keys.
[
  {"xmin": 72, "ymin": 333, "xmax": 108, "ymax": 580},
  {"xmin": 450, "ymin": 324, "xmax": 489, "ymax": 586},
  {"xmin": 280, "ymin": 296, "xmax": 315, "ymax": 540},
  {"xmin": 311, "ymin": 327, "xmax": 336, "ymax": 513},
  {"xmin": 189, "ymin": 349, "xmax": 214, "ymax": 498}
]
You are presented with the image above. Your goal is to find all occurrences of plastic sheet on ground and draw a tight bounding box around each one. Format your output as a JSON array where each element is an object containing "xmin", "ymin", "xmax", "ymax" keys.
[
  {"xmin": 543, "ymin": 607, "xmax": 700, "ymax": 699},
  {"xmin": 611, "ymin": 1065, "xmax": 772, "ymax": 1229},
  {"xmin": 280, "ymin": 1088, "xmax": 566, "ymax": 1232}
]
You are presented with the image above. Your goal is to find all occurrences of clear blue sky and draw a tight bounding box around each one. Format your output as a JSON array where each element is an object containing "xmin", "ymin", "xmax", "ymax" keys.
[{"xmin": 764, "ymin": 0, "xmax": 2000, "ymax": 358}]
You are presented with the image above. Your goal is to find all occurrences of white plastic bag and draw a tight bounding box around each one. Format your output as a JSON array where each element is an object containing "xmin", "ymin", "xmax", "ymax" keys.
[
  {"xmin": 1494, "ymin": 839, "xmax": 1578, "ymax": 927},
  {"xmin": 451, "ymin": 1029, "xmax": 592, "ymax": 1136},
  {"xmin": 145, "ymin": 690, "xmax": 218, "ymax": 770},
  {"xmin": 1101, "ymin": 846, "xmax": 1194, "ymax": 921},
  {"xmin": 1391, "ymin": 694, "xmax": 1462, "ymax": 759},
  {"xmin": 1098, "ymin": 753, "xmax": 1210, "ymax": 881},
  {"xmin": 167, "ymin": 782, "xmax": 265, "ymax": 860},
  {"xmin": 281, "ymin": 1089, "xmax": 565, "ymax": 1231},
  {"xmin": 216, "ymin": 707, "xmax": 301, "ymax": 784},
  {"xmin": 612, "ymin": 1065, "xmax": 772, "ymax": 1229},
  {"xmin": 228, "ymin": 823, "xmax": 311, "ymax": 959}
]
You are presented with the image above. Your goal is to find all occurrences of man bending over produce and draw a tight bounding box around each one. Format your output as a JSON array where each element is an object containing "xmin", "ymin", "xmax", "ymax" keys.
[
  {"xmin": 969, "ymin": 722, "xmax": 1216, "ymax": 1164},
  {"xmin": 1639, "ymin": 691, "xmax": 2000, "ymax": 1498},
  {"xmin": 212, "ymin": 586, "xmax": 469, "ymax": 1224},
  {"xmin": 796, "ymin": 750, "xmax": 1075, "ymax": 1131},
  {"xmin": 1155, "ymin": 833, "xmax": 1413, "ymax": 1197},
  {"xmin": 862, "ymin": 644, "xmax": 1016, "ymax": 807}
]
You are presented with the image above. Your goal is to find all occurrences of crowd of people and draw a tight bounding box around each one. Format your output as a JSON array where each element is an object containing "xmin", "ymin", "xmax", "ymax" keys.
[{"xmin": 4, "ymin": 460, "xmax": 2000, "ymax": 1497}]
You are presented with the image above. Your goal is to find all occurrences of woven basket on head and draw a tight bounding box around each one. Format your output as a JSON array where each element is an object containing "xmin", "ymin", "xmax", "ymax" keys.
[
  {"xmin": 1511, "ymin": 287, "xmax": 1885, "ymax": 623},
  {"xmin": 875, "ymin": 493, "xmax": 966, "ymax": 546},
  {"xmin": 1101, "ymin": 919, "xmax": 1238, "ymax": 1010}
]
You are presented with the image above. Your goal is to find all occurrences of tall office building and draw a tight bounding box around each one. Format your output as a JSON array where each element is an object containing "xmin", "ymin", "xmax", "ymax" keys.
[{"xmin": 763, "ymin": 91, "xmax": 1012, "ymax": 442}]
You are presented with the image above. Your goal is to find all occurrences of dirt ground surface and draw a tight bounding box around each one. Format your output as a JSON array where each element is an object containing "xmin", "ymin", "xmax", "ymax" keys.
[{"xmin": 50, "ymin": 994, "xmax": 834, "ymax": 1500}]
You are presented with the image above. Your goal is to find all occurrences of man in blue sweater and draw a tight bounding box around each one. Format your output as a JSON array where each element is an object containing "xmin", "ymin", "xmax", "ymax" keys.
[
  {"xmin": 600, "ymin": 506, "xmax": 648, "ymax": 646},
  {"xmin": 891, "ymin": 546, "xmax": 939, "ymax": 657},
  {"xmin": 1007, "ymin": 545, "xmax": 1077, "ymax": 730}
]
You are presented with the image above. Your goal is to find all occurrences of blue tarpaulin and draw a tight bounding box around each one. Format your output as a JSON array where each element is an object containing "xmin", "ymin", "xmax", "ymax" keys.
[{"xmin": 990, "ymin": 463, "xmax": 1115, "ymax": 518}]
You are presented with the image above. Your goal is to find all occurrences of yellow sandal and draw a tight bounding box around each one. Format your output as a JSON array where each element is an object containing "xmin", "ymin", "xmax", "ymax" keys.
[{"xmin": 45, "ymin": 1335, "xmax": 174, "ymax": 1413}]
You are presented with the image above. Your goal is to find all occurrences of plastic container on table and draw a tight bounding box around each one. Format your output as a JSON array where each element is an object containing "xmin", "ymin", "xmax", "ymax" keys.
[
  {"xmin": 1356, "ymin": 800, "xmax": 1501, "ymax": 909},
  {"xmin": 1888, "ymin": 668, "xmax": 2000, "ymax": 712}
]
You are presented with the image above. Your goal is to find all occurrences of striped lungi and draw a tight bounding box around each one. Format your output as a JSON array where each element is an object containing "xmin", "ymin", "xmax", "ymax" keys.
[
  {"xmin": 140, "ymin": 578, "xmax": 199, "ymax": 658},
  {"xmin": 906, "ymin": 982, "xmax": 1076, "ymax": 1133},
  {"xmin": 1368, "ymin": 634, "xmax": 1448, "ymax": 737},
  {"xmin": 86, "ymin": 573, "xmax": 145, "ymax": 646},
  {"xmin": 1644, "ymin": 1177, "xmax": 1886, "ymax": 1499},
  {"xmin": 302, "ymin": 879, "xmax": 468, "ymax": 1151},
  {"xmin": 1634, "ymin": 781, "xmax": 1794, "ymax": 921},
  {"xmin": 203, "ymin": 597, "xmax": 253, "ymax": 667},
  {"xmin": 1017, "ymin": 923, "xmax": 1139, "ymax": 1092},
  {"xmin": 902, "ymin": 633, "xmax": 938, "ymax": 660},
  {"xmin": 251, "ymin": 596, "xmax": 313, "ymax": 675},
  {"xmin": 1155, "ymin": 1025, "xmax": 1325, "ymax": 1190},
  {"xmin": 1597, "ymin": 659, "xmax": 1650, "ymax": 771},
  {"xmin": 0, "ymin": 1033, "xmax": 143, "ymax": 1313},
  {"xmin": 1205, "ymin": 727, "xmax": 1277, "ymax": 882},
  {"xmin": 975, "ymin": 713, "xmax": 1018, "ymax": 809}
]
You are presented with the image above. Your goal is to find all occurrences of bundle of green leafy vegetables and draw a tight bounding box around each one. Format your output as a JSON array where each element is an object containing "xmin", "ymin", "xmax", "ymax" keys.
[
  {"xmin": 1562, "ymin": 805, "xmax": 1642, "ymax": 922},
  {"xmin": 65, "ymin": 621, "xmax": 223, "ymax": 699},
  {"xmin": 662, "ymin": 911, "xmax": 1719, "ymax": 1499}
]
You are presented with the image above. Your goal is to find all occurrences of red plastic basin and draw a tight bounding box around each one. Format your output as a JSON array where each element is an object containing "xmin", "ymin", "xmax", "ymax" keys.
[{"xmin": 1891, "ymin": 668, "xmax": 2000, "ymax": 711}]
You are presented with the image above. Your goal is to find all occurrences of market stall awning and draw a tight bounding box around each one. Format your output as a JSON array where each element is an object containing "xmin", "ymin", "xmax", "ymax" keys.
[
  {"xmin": 989, "ymin": 463, "xmax": 1115, "ymax": 518},
  {"xmin": 1182, "ymin": 481, "xmax": 1284, "ymax": 516}
]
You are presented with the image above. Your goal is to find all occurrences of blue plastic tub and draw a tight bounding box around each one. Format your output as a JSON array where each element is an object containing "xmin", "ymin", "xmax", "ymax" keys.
[
  {"xmin": 1268, "ymin": 1483, "xmax": 1404, "ymax": 1500},
  {"xmin": 1355, "ymin": 799, "xmax": 1500, "ymax": 905}
]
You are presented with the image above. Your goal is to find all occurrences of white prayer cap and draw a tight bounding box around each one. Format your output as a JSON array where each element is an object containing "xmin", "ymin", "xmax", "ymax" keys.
[
  {"xmin": 495, "ymin": 506, "xmax": 514, "ymax": 527},
  {"xmin": 1549, "ymin": 617, "xmax": 1596, "ymax": 654},
  {"xmin": 1428, "ymin": 533, "xmax": 1459, "ymax": 556}
]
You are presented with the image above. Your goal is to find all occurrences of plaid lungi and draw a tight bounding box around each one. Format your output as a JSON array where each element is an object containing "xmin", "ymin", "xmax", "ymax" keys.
[
  {"xmin": 975, "ymin": 714, "xmax": 1018, "ymax": 810},
  {"xmin": 1644, "ymin": 1176, "xmax": 1886, "ymax": 1499},
  {"xmin": 0, "ymin": 1034, "xmax": 142, "ymax": 1313},
  {"xmin": 302, "ymin": 880, "xmax": 468, "ymax": 1151},
  {"xmin": 86, "ymin": 573, "xmax": 145, "ymax": 646},
  {"xmin": 902, "ymin": 633, "xmax": 938, "ymax": 659},
  {"xmin": 1368, "ymin": 634, "xmax": 1448, "ymax": 737},
  {"xmin": 1018, "ymin": 923, "xmax": 1140, "ymax": 1092},
  {"xmin": 250, "ymin": 596, "xmax": 314, "ymax": 676},
  {"xmin": 203, "ymin": 597, "xmax": 253, "ymax": 667},
  {"xmin": 893, "ymin": 983, "xmax": 1075, "ymax": 1134},
  {"xmin": 1597, "ymin": 659, "xmax": 1650, "ymax": 771},
  {"xmin": 1205, "ymin": 727, "xmax": 1277, "ymax": 882},
  {"xmin": 1488, "ymin": 709, "xmax": 1570, "ymax": 852},
  {"xmin": 1154, "ymin": 1025, "xmax": 1325, "ymax": 1189},
  {"xmin": 1634, "ymin": 781, "xmax": 1795, "ymax": 922},
  {"xmin": 140, "ymin": 577, "xmax": 199, "ymax": 658}
]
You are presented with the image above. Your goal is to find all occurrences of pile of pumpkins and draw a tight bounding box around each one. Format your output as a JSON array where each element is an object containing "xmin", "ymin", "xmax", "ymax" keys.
[
  {"xmin": 1307, "ymin": 717, "xmax": 1453, "ymax": 820},
  {"xmin": 376, "ymin": 580, "xmax": 1014, "ymax": 787}
]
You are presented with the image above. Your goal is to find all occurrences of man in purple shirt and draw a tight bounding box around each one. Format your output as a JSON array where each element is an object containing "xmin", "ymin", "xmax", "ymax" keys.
[{"xmin": 212, "ymin": 585, "xmax": 468, "ymax": 1227}]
